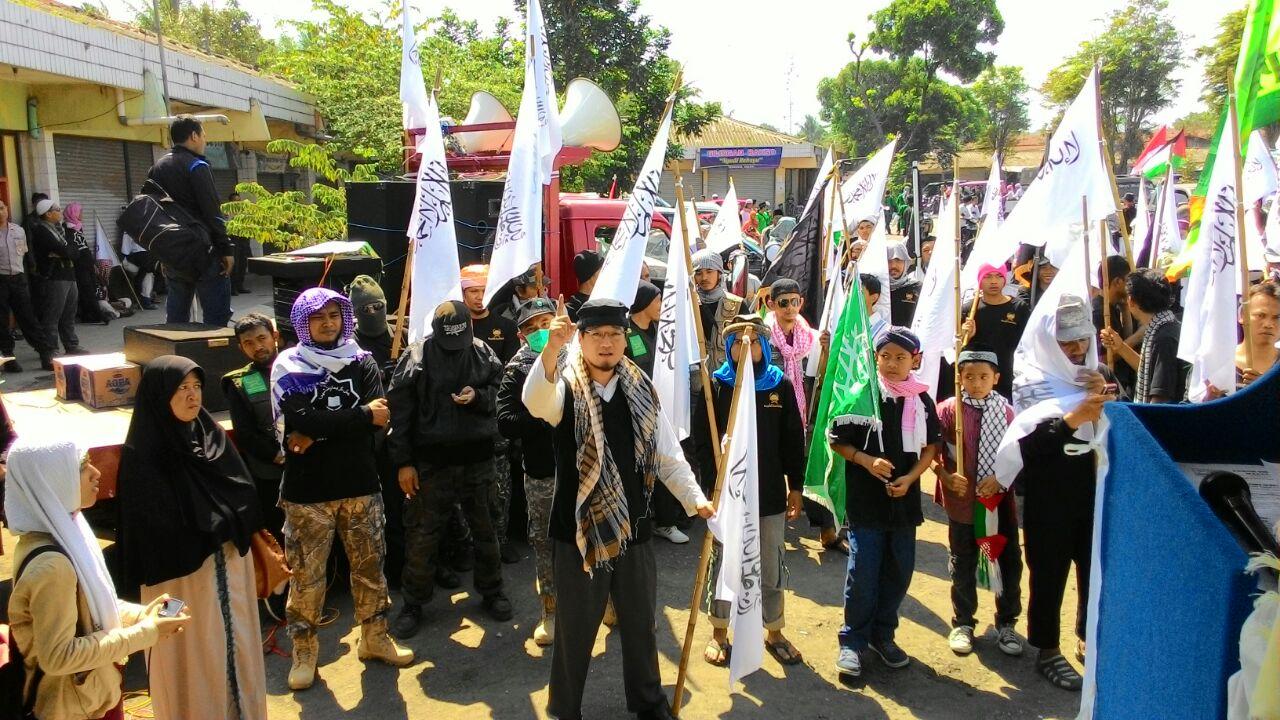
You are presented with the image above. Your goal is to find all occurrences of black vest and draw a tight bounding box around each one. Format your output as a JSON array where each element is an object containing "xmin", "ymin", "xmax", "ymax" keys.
[
  {"xmin": 226, "ymin": 365, "xmax": 282, "ymax": 480},
  {"xmin": 549, "ymin": 380, "xmax": 651, "ymax": 546}
]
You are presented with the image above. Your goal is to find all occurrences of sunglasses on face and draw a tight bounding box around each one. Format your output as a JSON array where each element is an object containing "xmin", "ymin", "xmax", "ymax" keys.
[
  {"xmin": 775, "ymin": 297, "xmax": 800, "ymax": 309},
  {"xmin": 359, "ymin": 301, "xmax": 386, "ymax": 315}
]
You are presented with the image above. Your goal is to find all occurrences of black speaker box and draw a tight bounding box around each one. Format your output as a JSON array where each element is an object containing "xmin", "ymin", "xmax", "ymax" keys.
[
  {"xmin": 123, "ymin": 324, "xmax": 243, "ymax": 412},
  {"xmin": 345, "ymin": 180, "xmax": 506, "ymax": 303}
]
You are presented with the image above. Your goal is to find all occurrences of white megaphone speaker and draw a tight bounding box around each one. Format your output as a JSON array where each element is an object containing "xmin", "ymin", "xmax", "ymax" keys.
[
  {"xmin": 559, "ymin": 78, "xmax": 622, "ymax": 152},
  {"xmin": 458, "ymin": 91, "xmax": 515, "ymax": 153}
]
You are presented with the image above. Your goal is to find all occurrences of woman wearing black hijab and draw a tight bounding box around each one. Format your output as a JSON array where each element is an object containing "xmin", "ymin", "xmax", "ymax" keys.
[{"xmin": 117, "ymin": 355, "xmax": 267, "ymax": 720}]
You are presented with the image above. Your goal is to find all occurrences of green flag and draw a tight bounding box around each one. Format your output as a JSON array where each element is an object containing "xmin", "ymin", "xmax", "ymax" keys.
[
  {"xmin": 1236, "ymin": 0, "xmax": 1280, "ymax": 132},
  {"xmin": 1174, "ymin": 0, "xmax": 1280, "ymax": 277},
  {"xmin": 802, "ymin": 272, "xmax": 882, "ymax": 526}
]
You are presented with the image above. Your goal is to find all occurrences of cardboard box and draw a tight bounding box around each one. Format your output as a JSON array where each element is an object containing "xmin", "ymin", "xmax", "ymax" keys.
[
  {"xmin": 79, "ymin": 360, "xmax": 141, "ymax": 409},
  {"xmin": 53, "ymin": 353, "xmax": 127, "ymax": 401}
]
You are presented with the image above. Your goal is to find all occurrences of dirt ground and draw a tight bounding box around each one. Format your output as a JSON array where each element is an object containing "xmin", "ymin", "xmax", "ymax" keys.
[
  {"xmin": 176, "ymin": 474, "xmax": 1077, "ymax": 720},
  {"xmin": 0, "ymin": 277, "xmax": 1083, "ymax": 719}
]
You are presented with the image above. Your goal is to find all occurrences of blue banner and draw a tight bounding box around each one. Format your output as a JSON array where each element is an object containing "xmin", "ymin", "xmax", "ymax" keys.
[{"xmin": 698, "ymin": 146, "xmax": 783, "ymax": 169}]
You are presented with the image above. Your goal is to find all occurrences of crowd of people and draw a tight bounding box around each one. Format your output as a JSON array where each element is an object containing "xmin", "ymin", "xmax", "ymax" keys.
[{"xmin": 4, "ymin": 114, "xmax": 1280, "ymax": 720}]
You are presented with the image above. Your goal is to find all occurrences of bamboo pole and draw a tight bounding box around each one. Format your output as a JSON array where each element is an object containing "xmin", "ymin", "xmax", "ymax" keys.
[
  {"xmin": 1097, "ymin": 218, "xmax": 1114, "ymax": 367},
  {"xmin": 1082, "ymin": 196, "xmax": 1096, "ymax": 345},
  {"xmin": 673, "ymin": 177, "xmax": 723, "ymax": 472},
  {"xmin": 92, "ymin": 210, "xmax": 144, "ymax": 309},
  {"xmin": 806, "ymin": 169, "xmax": 856, "ymax": 427},
  {"xmin": 951, "ymin": 177, "xmax": 965, "ymax": 481},
  {"xmin": 390, "ymin": 236, "xmax": 415, "ymax": 360},
  {"xmin": 1228, "ymin": 92, "xmax": 1256, "ymax": 371},
  {"xmin": 1093, "ymin": 62, "xmax": 1134, "ymax": 268},
  {"xmin": 672, "ymin": 334, "xmax": 750, "ymax": 717}
]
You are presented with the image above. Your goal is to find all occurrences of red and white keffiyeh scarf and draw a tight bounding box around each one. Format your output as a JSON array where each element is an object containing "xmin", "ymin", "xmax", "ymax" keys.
[
  {"xmin": 879, "ymin": 373, "xmax": 930, "ymax": 453},
  {"xmin": 768, "ymin": 315, "xmax": 815, "ymax": 425}
]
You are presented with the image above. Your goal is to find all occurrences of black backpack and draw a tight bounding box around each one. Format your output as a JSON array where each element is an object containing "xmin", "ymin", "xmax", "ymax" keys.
[
  {"xmin": 0, "ymin": 544, "xmax": 68, "ymax": 720},
  {"xmin": 117, "ymin": 177, "xmax": 213, "ymax": 280}
]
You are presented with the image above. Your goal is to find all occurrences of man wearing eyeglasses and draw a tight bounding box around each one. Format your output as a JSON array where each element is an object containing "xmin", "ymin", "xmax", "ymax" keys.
[{"xmin": 523, "ymin": 297, "xmax": 714, "ymax": 720}]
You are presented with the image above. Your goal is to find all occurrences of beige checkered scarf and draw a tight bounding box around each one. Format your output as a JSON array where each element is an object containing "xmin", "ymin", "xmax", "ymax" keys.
[{"xmin": 566, "ymin": 348, "xmax": 660, "ymax": 572}]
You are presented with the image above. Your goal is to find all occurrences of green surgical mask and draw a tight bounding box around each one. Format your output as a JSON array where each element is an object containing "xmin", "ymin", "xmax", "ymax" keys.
[{"xmin": 526, "ymin": 328, "xmax": 550, "ymax": 353}]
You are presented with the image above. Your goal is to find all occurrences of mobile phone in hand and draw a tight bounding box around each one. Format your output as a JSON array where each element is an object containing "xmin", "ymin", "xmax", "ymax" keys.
[{"xmin": 159, "ymin": 598, "xmax": 186, "ymax": 618}]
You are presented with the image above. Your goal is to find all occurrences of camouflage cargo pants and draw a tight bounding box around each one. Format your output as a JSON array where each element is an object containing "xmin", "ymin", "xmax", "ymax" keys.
[
  {"xmin": 282, "ymin": 494, "xmax": 391, "ymax": 638},
  {"xmin": 524, "ymin": 474, "xmax": 556, "ymax": 601},
  {"xmin": 402, "ymin": 458, "xmax": 505, "ymax": 606},
  {"xmin": 490, "ymin": 436, "xmax": 513, "ymax": 542}
]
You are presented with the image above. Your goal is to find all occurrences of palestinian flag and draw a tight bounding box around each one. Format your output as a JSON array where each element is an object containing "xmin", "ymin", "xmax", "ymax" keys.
[{"xmin": 1131, "ymin": 127, "xmax": 1186, "ymax": 179}]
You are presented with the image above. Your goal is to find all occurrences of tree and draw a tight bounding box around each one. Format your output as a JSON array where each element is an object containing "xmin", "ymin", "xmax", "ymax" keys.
[
  {"xmin": 857, "ymin": 0, "xmax": 1003, "ymax": 159},
  {"xmin": 817, "ymin": 56, "xmax": 985, "ymax": 166},
  {"xmin": 1041, "ymin": 0, "xmax": 1184, "ymax": 168},
  {"xmin": 134, "ymin": 0, "xmax": 272, "ymax": 67},
  {"xmin": 1196, "ymin": 6, "xmax": 1247, "ymax": 116},
  {"xmin": 267, "ymin": 1, "xmax": 523, "ymax": 175},
  {"xmin": 798, "ymin": 114, "xmax": 827, "ymax": 145},
  {"xmin": 532, "ymin": 0, "xmax": 721, "ymax": 192},
  {"xmin": 972, "ymin": 65, "xmax": 1030, "ymax": 161},
  {"xmin": 225, "ymin": 139, "xmax": 377, "ymax": 250}
]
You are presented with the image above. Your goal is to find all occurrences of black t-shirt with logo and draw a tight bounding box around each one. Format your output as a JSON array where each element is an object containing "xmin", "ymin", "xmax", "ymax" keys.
[
  {"xmin": 890, "ymin": 279, "xmax": 922, "ymax": 326},
  {"xmin": 472, "ymin": 312, "xmax": 520, "ymax": 365},
  {"xmin": 625, "ymin": 321, "xmax": 657, "ymax": 377},
  {"xmin": 962, "ymin": 296, "xmax": 1030, "ymax": 401}
]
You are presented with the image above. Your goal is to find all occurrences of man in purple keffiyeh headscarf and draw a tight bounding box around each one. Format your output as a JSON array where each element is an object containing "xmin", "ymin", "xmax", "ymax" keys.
[{"xmin": 269, "ymin": 287, "xmax": 415, "ymax": 691}]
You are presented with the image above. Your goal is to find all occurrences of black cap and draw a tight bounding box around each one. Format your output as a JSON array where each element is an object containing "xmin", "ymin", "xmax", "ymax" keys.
[
  {"xmin": 630, "ymin": 281, "xmax": 661, "ymax": 314},
  {"xmin": 431, "ymin": 300, "xmax": 474, "ymax": 351},
  {"xmin": 576, "ymin": 298, "xmax": 629, "ymax": 330},
  {"xmin": 770, "ymin": 278, "xmax": 801, "ymax": 298},
  {"xmin": 1123, "ymin": 192, "xmax": 1136, "ymax": 202},
  {"xmin": 516, "ymin": 297, "xmax": 557, "ymax": 326},
  {"xmin": 573, "ymin": 250, "xmax": 604, "ymax": 284}
]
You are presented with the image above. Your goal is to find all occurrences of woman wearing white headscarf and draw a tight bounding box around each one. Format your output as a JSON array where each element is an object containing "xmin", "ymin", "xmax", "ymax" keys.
[{"xmin": 5, "ymin": 438, "xmax": 188, "ymax": 720}]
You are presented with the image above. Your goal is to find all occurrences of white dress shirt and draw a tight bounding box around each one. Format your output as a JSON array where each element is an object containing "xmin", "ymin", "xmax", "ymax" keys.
[
  {"xmin": 522, "ymin": 356, "xmax": 708, "ymax": 515},
  {"xmin": 0, "ymin": 223, "xmax": 28, "ymax": 276}
]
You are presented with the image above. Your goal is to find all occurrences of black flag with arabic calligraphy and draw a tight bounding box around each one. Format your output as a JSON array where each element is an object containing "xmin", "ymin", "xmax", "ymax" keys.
[{"xmin": 763, "ymin": 178, "xmax": 828, "ymax": 325}]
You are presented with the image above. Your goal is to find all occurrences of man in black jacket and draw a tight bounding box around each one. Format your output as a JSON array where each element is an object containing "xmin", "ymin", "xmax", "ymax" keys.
[
  {"xmin": 148, "ymin": 116, "xmax": 234, "ymax": 326},
  {"xmin": 272, "ymin": 288, "xmax": 413, "ymax": 691},
  {"xmin": 387, "ymin": 300, "xmax": 513, "ymax": 639},
  {"xmin": 497, "ymin": 296, "xmax": 558, "ymax": 646},
  {"xmin": 224, "ymin": 312, "xmax": 285, "ymax": 541}
]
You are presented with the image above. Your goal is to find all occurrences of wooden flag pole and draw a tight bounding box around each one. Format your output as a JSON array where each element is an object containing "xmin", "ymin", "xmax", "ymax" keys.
[
  {"xmin": 1093, "ymin": 62, "xmax": 1134, "ymax": 268},
  {"xmin": 1228, "ymin": 92, "xmax": 1256, "ymax": 371},
  {"xmin": 1082, "ymin": 196, "xmax": 1098, "ymax": 345},
  {"xmin": 672, "ymin": 334, "xmax": 751, "ymax": 717},
  {"xmin": 951, "ymin": 177, "xmax": 965, "ymax": 480},
  {"xmin": 1097, "ymin": 218, "xmax": 1115, "ymax": 367}
]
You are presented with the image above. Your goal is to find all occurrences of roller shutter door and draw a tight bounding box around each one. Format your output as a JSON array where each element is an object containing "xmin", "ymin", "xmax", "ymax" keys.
[
  {"xmin": 703, "ymin": 167, "xmax": 730, "ymax": 200},
  {"xmin": 54, "ymin": 135, "xmax": 129, "ymax": 246},
  {"xmin": 211, "ymin": 169, "xmax": 240, "ymax": 201},
  {"xmin": 658, "ymin": 170, "xmax": 703, "ymax": 204},
  {"xmin": 727, "ymin": 168, "xmax": 775, "ymax": 206}
]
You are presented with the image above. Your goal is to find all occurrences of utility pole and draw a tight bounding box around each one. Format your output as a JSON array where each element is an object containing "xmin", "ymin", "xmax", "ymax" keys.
[{"xmin": 152, "ymin": 0, "xmax": 174, "ymax": 113}]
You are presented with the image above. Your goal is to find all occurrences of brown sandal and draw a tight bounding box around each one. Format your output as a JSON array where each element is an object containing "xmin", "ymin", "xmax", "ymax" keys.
[
  {"xmin": 703, "ymin": 638, "xmax": 731, "ymax": 666},
  {"xmin": 766, "ymin": 638, "xmax": 804, "ymax": 666}
]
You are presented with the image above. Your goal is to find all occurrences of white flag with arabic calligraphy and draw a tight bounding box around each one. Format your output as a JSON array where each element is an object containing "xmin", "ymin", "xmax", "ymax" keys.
[
  {"xmin": 973, "ymin": 71, "xmax": 1115, "ymax": 271},
  {"xmin": 484, "ymin": 0, "xmax": 561, "ymax": 305},
  {"xmin": 399, "ymin": 0, "xmax": 432, "ymax": 132},
  {"xmin": 839, "ymin": 138, "xmax": 897, "ymax": 226},
  {"xmin": 653, "ymin": 194, "xmax": 698, "ymax": 440},
  {"xmin": 589, "ymin": 107, "xmax": 674, "ymax": 307},
  {"xmin": 704, "ymin": 182, "xmax": 743, "ymax": 254},
  {"xmin": 406, "ymin": 92, "xmax": 463, "ymax": 344},
  {"xmin": 1178, "ymin": 127, "xmax": 1241, "ymax": 402},
  {"xmin": 911, "ymin": 189, "xmax": 959, "ymax": 400},
  {"xmin": 707, "ymin": 355, "xmax": 764, "ymax": 688}
]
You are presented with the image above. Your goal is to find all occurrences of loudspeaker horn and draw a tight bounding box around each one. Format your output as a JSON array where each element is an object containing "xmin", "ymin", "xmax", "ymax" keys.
[
  {"xmin": 458, "ymin": 91, "xmax": 515, "ymax": 153},
  {"xmin": 560, "ymin": 78, "xmax": 622, "ymax": 152}
]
